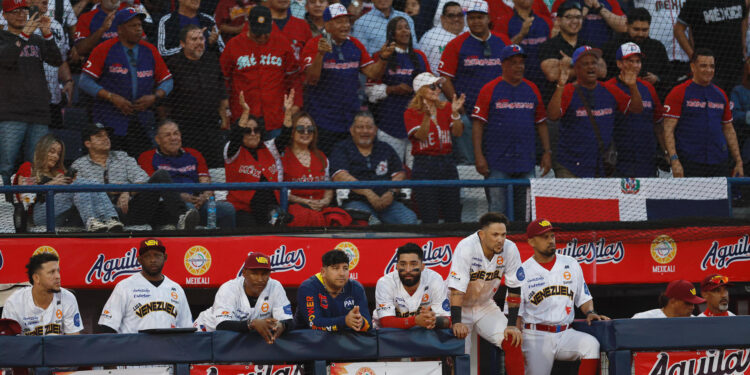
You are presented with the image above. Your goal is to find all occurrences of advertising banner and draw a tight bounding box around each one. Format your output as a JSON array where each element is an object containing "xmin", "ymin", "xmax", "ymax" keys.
[
  {"xmin": 633, "ymin": 349, "xmax": 750, "ymax": 375},
  {"xmin": 189, "ymin": 364, "xmax": 300, "ymax": 375},
  {"xmin": 329, "ymin": 361, "xmax": 441, "ymax": 375}
]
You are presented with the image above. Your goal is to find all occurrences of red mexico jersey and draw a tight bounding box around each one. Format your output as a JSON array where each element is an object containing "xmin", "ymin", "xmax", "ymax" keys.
[
  {"xmin": 404, "ymin": 104, "xmax": 454, "ymax": 156},
  {"xmin": 281, "ymin": 150, "xmax": 329, "ymax": 200}
]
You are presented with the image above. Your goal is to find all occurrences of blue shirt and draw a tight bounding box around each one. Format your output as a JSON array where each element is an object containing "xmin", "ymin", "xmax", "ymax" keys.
[
  {"xmin": 374, "ymin": 50, "xmax": 430, "ymax": 139},
  {"xmin": 505, "ymin": 11, "xmax": 549, "ymax": 87},
  {"xmin": 351, "ymin": 8, "xmax": 419, "ymax": 55},
  {"xmin": 329, "ymin": 138, "xmax": 404, "ymax": 197},
  {"xmin": 294, "ymin": 273, "xmax": 372, "ymax": 331},
  {"xmin": 730, "ymin": 84, "xmax": 750, "ymax": 127}
]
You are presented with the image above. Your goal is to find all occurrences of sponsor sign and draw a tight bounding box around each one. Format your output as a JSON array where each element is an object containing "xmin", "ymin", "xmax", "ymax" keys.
[
  {"xmin": 633, "ymin": 349, "xmax": 750, "ymax": 375},
  {"xmin": 330, "ymin": 362, "xmax": 442, "ymax": 375},
  {"xmin": 190, "ymin": 364, "xmax": 301, "ymax": 375}
]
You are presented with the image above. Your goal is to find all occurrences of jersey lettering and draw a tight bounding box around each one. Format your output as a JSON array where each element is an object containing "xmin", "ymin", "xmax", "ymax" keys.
[
  {"xmin": 27, "ymin": 323, "xmax": 62, "ymax": 336},
  {"xmin": 529, "ymin": 285, "xmax": 574, "ymax": 305},
  {"xmin": 134, "ymin": 301, "xmax": 178, "ymax": 318},
  {"xmin": 469, "ymin": 269, "xmax": 502, "ymax": 281}
]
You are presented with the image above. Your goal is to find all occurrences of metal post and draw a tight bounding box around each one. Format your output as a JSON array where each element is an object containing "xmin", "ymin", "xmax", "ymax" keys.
[
  {"xmin": 280, "ymin": 187, "xmax": 289, "ymax": 211},
  {"xmin": 506, "ymin": 183, "xmax": 515, "ymax": 221},
  {"xmin": 46, "ymin": 190, "xmax": 56, "ymax": 233}
]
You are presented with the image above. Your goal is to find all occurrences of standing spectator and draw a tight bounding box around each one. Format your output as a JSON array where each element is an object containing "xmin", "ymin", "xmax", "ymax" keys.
[
  {"xmin": 605, "ymin": 43, "xmax": 665, "ymax": 178},
  {"xmin": 351, "ymin": 0, "xmax": 417, "ymax": 55},
  {"xmin": 730, "ymin": 58, "xmax": 750, "ymax": 165},
  {"xmin": 419, "ymin": 1, "xmax": 464, "ymax": 75},
  {"xmin": 366, "ymin": 16, "xmax": 431, "ymax": 164},
  {"xmin": 472, "ymin": 45, "xmax": 551, "ymax": 214},
  {"xmin": 494, "ymin": 0, "xmax": 552, "ymax": 89},
  {"xmin": 43, "ymin": 0, "xmax": 77, "ymax": 37},
  {"xmin": 632, "ymin": 280, "xmax": 704, "ymax": 318},
  {"xmin": 487, "ymin": 0, "xmax": 552, "ymax": 33},
  {"xmin": 138, "ymin": 120, "xmax": 237, "ymax": 228},
  {"xmin": 213, "ymin": 0, "xmax": 253, "ymax": 42},
  {"xmin": 164, "ymin": 24, "xmax": 228, "ymax": 168},
  {"xmin": 538, "ymin": 1, "xmax": 586, "ymax": 101},
  {"xmin": 438, "ymin": 0, "xmax": 511, "ymax": 164},
  {"xmin": 268, "ymin": 0, "xmax": 312, "ymax": 59},
  {"xmin": 330, "ymin": 111, "xmax": 418, "ymax": 225},
  {"xmin": 79, "ymin": 7, "xmax": 174, "ymax": 158},
  {"xmin": 156, "ymin": 0, "xmax": 223, "ymax": 57},
  {"xmin": 698, "ymin": 274, "xmax": 736, "ymax": 317},
  {"xmin": 633, "ymin": 0, "xmax": 689, "ymax": 91},
  {"xmin": 303, "ymin": 0, "xmax": 327, "ymax": 38},
  {"xmin": 74, "ymin": 0, "xmax": 119, "ymax": 56},
  {"xmin": 301, "ymin": 3, "xmax": 394, "ymax": 156},
  {"xmin": 72, "ymin": 123, "xmax": 200, "ymax": 230},
  {"xmin": 221, "ymin": 5, "xmax": 302, "ymax": 140},
  {"xmin": 403, "ymin": 73, "xmax": 464, "ymax": 223},
  {"xmin": 675, "ymin": 0, "xmax": 747, "ymax": 93},
  {"xmin": 290, "ymin": 0, "xmax": 305, "ymax": 19},
  {"xmin": 601, "ymin": 8, "xmax": 670, "ymax": 98},
  {"xmin": 663, "ymin": 48, "xmax": 744, "ymax": 178},
  {"xmin": 548, "ymin": 46, "xmax": 643, "ymax": 178},
  {"xmin": 0, "ymin": 0, "xmax": 61, "ymax": 192},
  {"xmin": 550, "ymin": 0, "xmax": 626, "ymax": 49}
]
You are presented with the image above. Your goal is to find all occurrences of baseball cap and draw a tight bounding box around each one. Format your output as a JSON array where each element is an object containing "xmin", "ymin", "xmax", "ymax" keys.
[
  {"xmin": 500, "ymin": 44, "xmax": 527, "ymax": 61},
  {"xmin": 700, "ymin": 274, "xmax": 733, "ymax": 292},
  {"xmin": 665, "ymin": 280, "xmax": 706, "ymax": 304},
  {"xmin": 81, "ymin": 123, "xmax": 114, "ymax": 143},
  {"xmin": 248, "ymin": 5, "xmax": 272, "ymax": 35},
  {"xmin": 616, "ymin": 42, "xmax": 643, "ymax": 60},
  {"xmin": 0, "ymin": 318, "xmax": 22, "ymax": 336},
  {"xmin": 113, "ymin": 7, "xmax": 146, "ymax": 28},
  {"xmin": 526, "ymin": 218, "xmax": 559, "ymax": 238},
  {"xmin": 412, "ymin": 72, "xmax": 445, "ymax": 92},
  {"xmin": 556, "ymin": 1, "xmax": 582, "ymax": 17},
  {"xmin": 244, "ymin": 252, "xmax": 272, "ymax": 270},
  {"xmin": 139, "ymin": 238, "xmax": 166, "ymax": 255},
  {"xmin": 323, "ymin": 3, "xmax": 349, "ymax": 22},
  {"xmin": 572, "ymin": 45, "xmax": 602, "ymax": 65},
  {"xmin": 3, "ymin": 0, "xmax": 28, "ymax": 13},
  {"xmin": 466, "ymin": 0, "xmax": 489, "ymax": 14}
]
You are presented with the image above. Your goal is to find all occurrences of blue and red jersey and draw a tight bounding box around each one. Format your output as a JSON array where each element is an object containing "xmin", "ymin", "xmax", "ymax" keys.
[
  {"xmin": 438, "ymin": 31, "xmax": 512, "ymax": 113},
  {"xmin": 557, "ymin": 82, "xmax": 631, "ymax": 177},
  {"xmin": 294, "ymin": 273, "xmax": 371, "ymax": 332},
  {"xmin": 551, "ymin": 0, "xmax": 624, "ymax": 48},
  {"xmin": 472, "ymin": 77, "xmax": 546, "ymax": 173},
  {"xmin": 137, "ymin": 147, "xmax": 210, "ymax": 184},
  {"xmin": 74, "ymin": 8, "xmax": 118, "ymax": 44},
  {"xmin": 496, "ymin": 11, "xmax": 550, "ymax": 88},
  {"xmin": 301, "ymin": 35, "xmax": 374, "ymax": 133},
  {"xmin": 663, "ymin": 80, "xmax": 733, "ymax": 165}
]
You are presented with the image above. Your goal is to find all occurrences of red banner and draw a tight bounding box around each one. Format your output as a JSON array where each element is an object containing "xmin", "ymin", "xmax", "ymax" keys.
[
  {"xmin": 633, "ymin": 349, "xmax": 750, "ymax": 375},
  {"xmin": 0, "ymin": 225, "xmax": 748, "ymax": 288},
  {"xmin": 189, "ymin": 364, "xmax": 300, "ymax": 375}
]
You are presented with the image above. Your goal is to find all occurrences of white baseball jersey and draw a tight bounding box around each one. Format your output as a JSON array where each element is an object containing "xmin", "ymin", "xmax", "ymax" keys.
[
  {"xmin": 632, "ymin": 0, "xmax": 688, "ymax": 62},
  {"xmin": 373, "ymin": 268, "xmax": 450, "ymax": 328},
  {"xmin": 518, "ymin": 255, "xmax": 591, "ymax": 325},
  {"xmin": 697, "ymin": 310, "xmax": 735, "ymax": 317},
  {"xmin": 193, "ymin": 277, "xmax": 292, "ymax": 332},
  {"xmin": 447, "ymin": 232, "xmax": 523, "ymax": 307},
  {"xmin": 631, "ymin": 308, "xmax": 668, "ymax": 319},
  {"xmin": 98, "ymin": 273, "xmax": 192, "ymax": 333},
  {"xmin": 1, "ymin": 287, "xmax": 83, "ymax": 335}
]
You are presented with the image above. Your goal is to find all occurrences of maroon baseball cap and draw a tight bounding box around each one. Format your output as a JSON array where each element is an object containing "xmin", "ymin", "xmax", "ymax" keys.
[
  {"xmin": 0, "ymin": 319, "xmax": 22, "ymax": 336},
  {"xmin": 700, "ymin": 274, "xmax": 733, "ymax": 292},
  {"xmin": 244, "ymin": 252, "xmax": 271, "ymax": 270},
  {"xmin": 3, "ymin": 0, "xmax": 28, "ymax": 12},
  {"xmin": 665, "ymin": 280, "xmax": 705, "ymax": 304},
  {"xmin": 138, "ymin": 238, "xmax": 166, "ymax": 255},
  {"xmin": 527, "ymin": 219, "xmax": 559, "ymax": 238}
]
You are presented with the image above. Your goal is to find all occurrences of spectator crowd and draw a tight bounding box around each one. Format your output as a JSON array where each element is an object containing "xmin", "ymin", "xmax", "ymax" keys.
[{"xmin": 2, "ymin": 0, "xmax": 750, "ymax": 229}]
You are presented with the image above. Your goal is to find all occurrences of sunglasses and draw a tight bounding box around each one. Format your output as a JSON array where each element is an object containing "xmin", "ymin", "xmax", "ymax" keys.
[
  {"xmin": 428, "ymin": 83, "xmax": 442, "ymax": 91},
  {"xmin": 444, "ymin": 12, "xmax": 464, "ymax": 19},
  {"xmin": 709, "ymin": 275, "xmax": 729, "ymax": 284},
  {"xmin": 295, "ymin": 125, "xmax": 315, "ymax": 134},
  {"xmin": 242, "ymin": 127, "xmax": 263, "ymax": 135}
]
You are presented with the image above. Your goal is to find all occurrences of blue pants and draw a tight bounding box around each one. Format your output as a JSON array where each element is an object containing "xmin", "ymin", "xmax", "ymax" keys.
[
  {"xmin": 485, "ymin": 169, "xmax": 534, "ymax": 215},
  {"xmin": 0, "ymin": 121, "xmax": 48, "ymax": 186},
  {"xmin": 411, "ymin": 154, "xmax": 461, "ymax": 223},
  {"xmin": 343, "ymin": 199, "xmax": 418, "ymax": 225},
  {"xmin": 186, "ymin": 199, "xmax": 237, "ymax": 229},
  {"xmin": 33, "ymin": 178, "xmax": 119, "ymax": 226}
]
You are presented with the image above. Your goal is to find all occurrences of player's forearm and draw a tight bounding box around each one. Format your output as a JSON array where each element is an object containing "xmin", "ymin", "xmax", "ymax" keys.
[
  {"xmin": 580, "ymin": 300, "xmax": 595, "ymax": 314},
  {"xmin": 216, "ymin": 320, "xmax": 251, "ymax": 332}
]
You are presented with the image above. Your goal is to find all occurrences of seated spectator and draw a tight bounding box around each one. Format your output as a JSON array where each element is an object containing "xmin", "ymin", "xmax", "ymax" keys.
[
  {"xmin": 403, "ymin": 73, "xmax": 464, "ymax": 223},
  {"xmin": 419, "ymin": 1, "xmax": 465, "ymax": 73},
  {"xmin": 164, "ymin": 24, "xmax": 228, "ymax": 168},
  {"xmin": 301, "ymin": 3, "xmax": 394, "ymax": 156},
  {"xmin": 366, "ymin": 16, "xmax": 431, "ymax": 164},
  {"xmin": 295, "ymin": 249, "xmax": 371, "ymax": 331},
  {"xmin": 14, "ymin": 134, "xmax": 123, "ymax": 232},
  {"xmin": 213, "ymin": 0, "xmax": 253, "ymax": 42},
  {"xmin": 138, "ymin": 120, "xmax": 236, "ymax": 229},
  {"xmin": 74, "ymin": 0, "xmax": 119, "ymax": 56},
  {"xmin": 303, "ymin": 0, "xmax": 327, "ymax": 38},
  {"xmin": 330, "ymin": 111, "xmax": 418, "ymax": 225},
  {"xmin": 351, "ymin": 0, "xmax": 418, "ymax": 55},
  {"xmin": 267, "ymin": 0, "xmax": 312, "ymax": 58},
  {"xmin": 698, "ymin": 274, "xmax": 735, "ymax": 317},
  {"xmin": 730, "ymin": 58, "xmax": 750, "ymax": 165},
  {"xmin": 72, "ymin": 123, "xmax": 199, "ymax": 230},
  {"xmin": 632, "ymin": 280, "xmax": 704, "ymax": 318},
  {"xmin": 538, "ymin": 1, "xmax": 587, "ymax": 101},
  {"xmin": 494, "ymin": 0, "xmax": 552, "ymax": 89},
  {"xmin": 550, "ymin": 0, "xmax": 626, "ymax": 49},
  {"xmin": 548, "ymin": 46, "xmax": 642, "ymax": 178},
  {"xmin": 156, "ymin": 0, "xmax": 224, "ymax": 57},
  {"xmin": 79, "ymin": 7, "xmax": 174, "ymax": 158}
]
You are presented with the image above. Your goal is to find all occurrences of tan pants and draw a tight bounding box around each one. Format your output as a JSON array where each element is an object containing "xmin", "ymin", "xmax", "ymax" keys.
[{"xmin": 552, "ymin": 162, "xmax": 578, "ymax": 178}]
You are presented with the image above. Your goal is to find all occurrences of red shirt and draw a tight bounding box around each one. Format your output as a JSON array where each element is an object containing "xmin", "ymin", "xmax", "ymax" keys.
[
  {"xmin": 404, "ymin": 104, "xmax": 454, "ymax": 156},
  {"xmin": 224, "ymin": 145, "xmax": 281, "ymax": 212},
  {"xmin": 214, "ymin": 0, "xmax": 255, "ymax": 29},
  {"xmin": 281, "ymin": 150, "xmax": 329, "ymax": 200},
  {"xmin": 272, "ymin": 16, "xmax": 312, "ymax": 60}
]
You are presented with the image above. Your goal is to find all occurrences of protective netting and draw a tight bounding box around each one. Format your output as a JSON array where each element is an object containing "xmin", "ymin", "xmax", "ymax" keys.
[{"xmin": 2, "ymin": 0, "xmax": 749, "ymax": 232}]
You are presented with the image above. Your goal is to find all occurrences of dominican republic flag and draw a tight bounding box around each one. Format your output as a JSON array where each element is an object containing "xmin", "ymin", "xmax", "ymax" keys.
[{"xmin": 530, "ymin": 178, "xmax": 730, "ymax": 222}]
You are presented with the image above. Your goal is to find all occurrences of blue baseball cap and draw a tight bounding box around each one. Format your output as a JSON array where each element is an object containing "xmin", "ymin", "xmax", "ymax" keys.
[
  {"xmin": 499, "ymin": 44, "xmax": 527, "ymax": 61},
  {"xmin": 114, "ymin": 7, "xmax": 146, "ymax": 28},
  {"xmin": 572, "ymin": 45, "xmax": 602, "ymax": 65},
  {"xmin": 323, "ymin": 3, "xmax": 349, "ymax": 22}
]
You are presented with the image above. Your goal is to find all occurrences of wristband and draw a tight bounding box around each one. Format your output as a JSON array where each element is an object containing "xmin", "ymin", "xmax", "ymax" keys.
[
  {"xmin": 669, "ymin": 154, "xmax": 679, "ymax": 161},
  {"xmin": 585, "ymin": 310, "xmax": 597, "ymax": 316},
  {"xmin": 451, "ymin": 112, "xmax": 461, "ymax": 120},
  {"xmin": 450, "ymin": 306, "xmax": 462, "ymax": 324},
  {"xmin": 507, "ymin": 306, "xmax": 520, "ymax": 327},
  {"xmin": 506, "ymin": 296, "xmax": 521, "ymax": 304}
]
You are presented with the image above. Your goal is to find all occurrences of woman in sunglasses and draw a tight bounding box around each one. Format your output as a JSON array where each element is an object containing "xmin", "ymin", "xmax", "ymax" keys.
[{"xmin": 403, "ymin": 72, "xmax": 466, "ymax": 223}]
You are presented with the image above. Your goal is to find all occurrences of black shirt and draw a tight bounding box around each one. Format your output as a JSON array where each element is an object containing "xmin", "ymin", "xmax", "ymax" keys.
[
  {"xmin": 164, "ymin": 52, "xmax": 228, "ymax": 126},
  {"xmin": 538, "ymin": 34, "xmax": 587, "ymax": 102}
]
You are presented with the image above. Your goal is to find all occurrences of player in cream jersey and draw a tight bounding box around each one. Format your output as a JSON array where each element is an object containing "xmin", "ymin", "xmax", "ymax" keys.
[
  {"xmin": 2, "ymin": 253, "xmax": 83, "ymax": 335},
  {"xmin": 519, "ymin": 219, "xmax": 609, "ymax": 375},
  {"xmin": 373, "ymin": 243, "xmax": 450, "ymax": 329},
  {"xmin": 98, "ymin": 239, "xmax": 192, "ymax": 333}
]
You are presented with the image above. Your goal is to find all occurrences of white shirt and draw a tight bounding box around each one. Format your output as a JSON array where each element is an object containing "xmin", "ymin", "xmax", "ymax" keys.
[
  {"xmin": 1, "ymin": 287, "xmax": 83, "ymax": 335},
  {"xmin": 419, "ymin": 25, "xmax": 464, "ymax": 73},
  {"xmin": 697, "ymin": 310, "xmax": 735, "ymax": 317},
  {"xmin": 631, "ymin": 308, "xmax": 668, "ymax": 319},
  {"xmin": 373, "ymin": 268, "xmax": 450, "ymax": 328},
  {"xmin": 633, "ymin": 0, "xmax": 688, "ymax": 62},
  {"xmin": 98, "ymin": 273, "xmax": 193, "ymax": 333},
  {"xmin": 432, "ymin": 0, "xmax": 475, "ymax": 28},
  {"xmin": 193, "ymin": 277, "xmax": 292, "ymax": 332},
  {"xmin": 518, "ymin": 255, "xmax": 592, "ymax": 325},
  {"xmin": 447, "ymin": 232, "xmax": 523, "ymax": 308},
  {"xmin": 34, "ymin": 19, "xmax": 69, "ymax": 105}
]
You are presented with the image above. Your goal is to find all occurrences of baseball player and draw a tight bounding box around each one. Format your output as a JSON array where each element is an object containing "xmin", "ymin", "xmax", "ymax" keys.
[
  {"xmin": 519, "ymin": 219, "xmax": 609, "ymax": 375},
  {"xmin": 698, "ymin": 274, "xmax": 735, "ymax": 317},
  {"xmin": 632, "ymin": 279, "xmax": 705, "ymax": 318},
  {"xmin": 2, "ymin": 253, "xmax": 83, "ymax": 336},
  {"xmin": 193, "ymin": 252, "xmax": 293, "ymax": 344},
  {"xmin": 447, "ymin": 212, "xmax": 525, "ymax": 375},
  {"xmin": 98, "ymin": 238, "xmax": 192, "ymax": 333},
  {"xmin": 373, "ymin": 243, "xmax": 451, "ymax": 329}
]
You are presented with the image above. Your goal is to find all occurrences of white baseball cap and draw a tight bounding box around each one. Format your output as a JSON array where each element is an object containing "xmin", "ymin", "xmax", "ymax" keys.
[
  {"xmin": 466, "ymin": 0, "xmax": 489, "ymax": 14},
  {"xmin": 323, "ymin": 3, "xmax": 349, "ymax": 21},
  {"xmin": 413, "ymin": 72, "xmax": 446, "ymax": 92},
  {"xmin": 616, "ymin": 42, "xmax": 643, "ymax": 60}
]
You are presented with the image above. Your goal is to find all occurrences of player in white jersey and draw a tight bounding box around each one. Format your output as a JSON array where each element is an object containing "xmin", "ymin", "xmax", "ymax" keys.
[
  {"xmin": 194, "ymin": 252, "xmax": 293, "ymax": 344},
  {"xmin": 373, "ymin": 243, "xmax": 451, "ymax": 329},
  {"xmin": 447, "ymin": 213, "xmax": 525, "ymax": 375},
  {"xmin": 98, "ymin": 238, "xmax": 192, "ymax": 333},
  {"xmin": 698, "ymin": 274, "xmax": 736, "ymax": 317},
  {"xmin": 2, "ymin": 253, "xmax": 83, "ymax": 336},
  {"xmin": 632, "ymin": 279, "xmax": 704, "ymax": 319},
  {"xmin": 519, "ymin": 219, "xmax": 609, "ymax": 375}
]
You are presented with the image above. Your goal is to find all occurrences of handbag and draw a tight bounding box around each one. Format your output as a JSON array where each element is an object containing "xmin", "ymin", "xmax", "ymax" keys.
[{"xmin": 575, "ymin": 87, "xmax": 617, "ymax": 177}]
